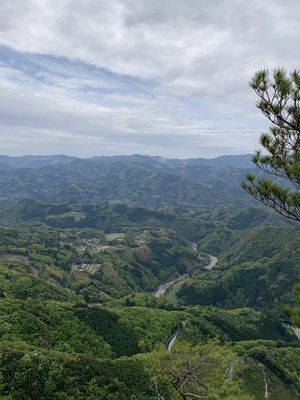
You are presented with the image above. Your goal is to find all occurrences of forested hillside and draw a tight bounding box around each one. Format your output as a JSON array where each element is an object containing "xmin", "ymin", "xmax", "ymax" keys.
[
  {"xmin": 0, "ymin": 154, "xmax": 299, "ymax": 399},
  {"xmin": 0, "ymin": 154, "xmax": 255, "ymax": 207}
]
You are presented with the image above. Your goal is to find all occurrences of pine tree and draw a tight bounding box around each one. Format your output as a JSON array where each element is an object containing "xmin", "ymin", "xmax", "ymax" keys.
[
  {"xmin": 244, "ymin": 68, "xmax": 300, "ymax": 329},
  {"xmin": 242, "ymin": 67, "xmax": 300, "ymax": 221}
]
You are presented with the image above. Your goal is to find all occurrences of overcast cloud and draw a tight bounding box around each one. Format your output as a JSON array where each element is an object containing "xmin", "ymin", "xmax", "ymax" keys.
[{"xmin": 0, "ymin": 0, "xmax": 299, "ymax": 158}]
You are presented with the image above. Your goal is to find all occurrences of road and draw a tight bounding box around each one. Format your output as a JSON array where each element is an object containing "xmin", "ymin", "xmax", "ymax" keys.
[
  {"xmin": 159, "ymin": 251, "xmax": 218, "ymax": 352},
  {"xmin": 204, "ymin": 255, "xmax": 218, "ymax": 270},
  {"xmin": 153, "ymin": 274, "xmax": 188, "ymax": 297},
  {"xmin": 153, "ymin": 253, "xmax": 218, "ymax": 298},
  {"xmin": 166, "ymin": 331, "xmax": 179, "ymax": 351}
]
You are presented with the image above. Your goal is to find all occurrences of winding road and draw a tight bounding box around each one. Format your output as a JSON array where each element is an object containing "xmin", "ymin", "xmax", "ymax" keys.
[
  {"xmin": 204, "ymin": 255, "xmax": 218, "ymax": 270},
  {"xmin": 153, "ymin": 274, "xmax": 188, "ymax": 298},
  {"xmin": 153, "ymin": 252, "xmax": 218, "ymax": 298},
  {"xmin": 166, "ymin": 331, "xmax": 179, "ymax": 351}
]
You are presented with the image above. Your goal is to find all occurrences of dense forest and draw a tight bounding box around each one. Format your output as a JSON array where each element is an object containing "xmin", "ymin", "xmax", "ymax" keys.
[{"xmin": 0, "ymin": 154, "xmax": 299, "ymax": 399}]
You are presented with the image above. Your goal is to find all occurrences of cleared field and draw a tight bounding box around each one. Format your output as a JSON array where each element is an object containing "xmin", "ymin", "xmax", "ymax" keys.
[
  {"xmin": 105, "ymin": 233, "xmax": 125, "ymax": 241},
  {"xmin": 0, "ymin": 254, "xmax": 30, "ymax": 263}
]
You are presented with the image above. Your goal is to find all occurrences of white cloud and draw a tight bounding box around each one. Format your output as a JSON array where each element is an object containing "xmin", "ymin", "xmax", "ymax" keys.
[{"xmin": 0, "ymin": 0, "xmax": 297, "ymax": 157}]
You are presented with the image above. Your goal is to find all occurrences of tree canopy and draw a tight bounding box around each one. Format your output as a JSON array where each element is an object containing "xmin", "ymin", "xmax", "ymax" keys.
[
  {"xmin": 243, "ymin": 68, "xmax": 300, "ymax": 331},
  {"xmin": 243, "ymin": 68, "xmax": 300, "ymax": 221}
]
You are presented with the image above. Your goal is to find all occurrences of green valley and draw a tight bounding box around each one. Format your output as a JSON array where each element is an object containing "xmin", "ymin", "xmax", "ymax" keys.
[{"xmin": 0, "ymin": 154, "xmax": 299, "ymax": 399}]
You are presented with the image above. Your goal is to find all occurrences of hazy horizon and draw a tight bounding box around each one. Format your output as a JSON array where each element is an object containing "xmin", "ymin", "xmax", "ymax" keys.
[{"xmin": 0, "ymin": 152, "xmax": 254, "ymax": 160}]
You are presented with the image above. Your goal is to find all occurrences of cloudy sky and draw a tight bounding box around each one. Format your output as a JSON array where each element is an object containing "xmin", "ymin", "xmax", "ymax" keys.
[{"xmin": 0, "ymin": 0, "xmax": 299, "ymax": 159}]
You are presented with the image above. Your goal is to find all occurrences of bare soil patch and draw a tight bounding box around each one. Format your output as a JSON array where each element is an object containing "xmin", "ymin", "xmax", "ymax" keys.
[
  {"xmin": 0, "ymin": 254, "xmax": 30, "ymax": 263},
  {"xmin": 105, "ymin": 233, "xmax": 125, "ymax": 241}
]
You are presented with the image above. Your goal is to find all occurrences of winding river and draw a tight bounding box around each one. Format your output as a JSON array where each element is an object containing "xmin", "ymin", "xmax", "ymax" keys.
[
  {"xmin": 153, "ymin": 252, "xmax": 218, "ymax": 298},
  {"xmin": 152, "ymin": 248, "xmax": 219, "ymax": 352}
]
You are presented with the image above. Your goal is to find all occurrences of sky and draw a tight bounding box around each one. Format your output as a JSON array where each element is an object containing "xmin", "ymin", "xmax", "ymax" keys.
[{"xmin": 0, "ymin": 0, "xmax": 299, "ymax": 159}]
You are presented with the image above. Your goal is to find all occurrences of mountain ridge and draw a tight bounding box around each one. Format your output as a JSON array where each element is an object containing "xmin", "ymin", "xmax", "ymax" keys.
[
  {"xmin": 0, "ymin": 154, "xmax": 255, "ymax": 208},
  {"xmin": 0, "ymin": 153, "xmax": 254, "ymax": 169}
]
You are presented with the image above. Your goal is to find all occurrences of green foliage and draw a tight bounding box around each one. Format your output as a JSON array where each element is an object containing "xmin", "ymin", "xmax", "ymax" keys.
[
  {"xmin": 236, "ymin": 341, "xmax": 300, "ymax": 395},
  {"xmin": 0, "ymin": 348, "xmax": 156, "ymax": 399},
  {"xmin": 0, "ymin": 266, "xmax": 76, "ymax": 303},
  {"xmin": 144, "ymin": 342, "xmax": 254, "ymax": 400},
  {"xmin": 106, "ymin": 292, "xmax": 176, "ymax": 310},
  {"xmin": 0, "ymin": 225, "xmax": 203, "ymax": 301},
  {"xmin": 243, "ymin": 67, "xmax": 300, "ymax": 221},
  {"xmin": 1, "ymin": 152, "xmax": 300, "ymax": 399},
  {"xmin": 75, "ymin": 307, "xmax": 140, "ymax": 357},
  {"xmin": 177, "ymin": 225, "xmax": 300, "ymax": 312},
  {"xmin": 180, "ymin": 306, "xmax": 296, "ymax": 345},
  {"xmin": 0, "ymin": 299, "xmax": 112, "ymax": 358},
  {"xmin": 283, "ymin": 284, "xmax": 300, "ymax": 328},
  {"xmin": 110, "ymin": 306, "xmax": 182, "ymax": 352},
  {"xmin": 238, "ymin": 360, "xmax": 300, "ymax": 399}
]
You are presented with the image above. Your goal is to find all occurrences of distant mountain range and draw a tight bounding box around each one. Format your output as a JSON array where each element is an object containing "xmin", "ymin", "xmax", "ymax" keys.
[
  {"xmin": 0, "ymin": 153, "xmax": 254, "ymax": 170},
  {"xmin": 0, "ymin": 154, "xmax": 257, "ymax": 210},
  {"xmin": 0, "ymin": 154, "xmax": 76, "ymax": 169}
]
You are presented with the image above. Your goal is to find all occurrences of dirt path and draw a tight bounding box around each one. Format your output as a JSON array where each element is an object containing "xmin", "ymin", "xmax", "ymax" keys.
[{"xmin": 260, "ymin": 364, "xmax": 269, "ymax": 399}]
